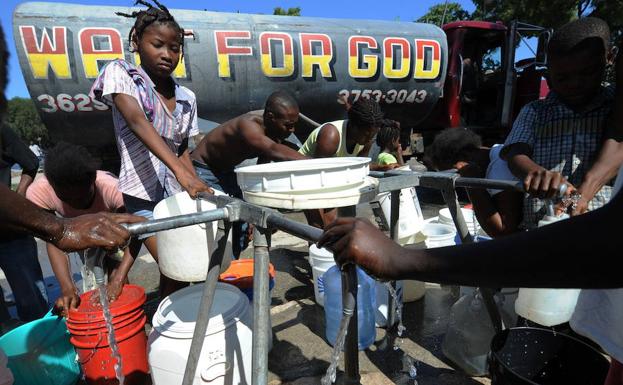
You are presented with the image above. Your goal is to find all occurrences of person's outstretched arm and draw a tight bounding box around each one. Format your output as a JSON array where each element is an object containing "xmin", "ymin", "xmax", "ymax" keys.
[
  {"xmin": 0, "ymin": 184, "xmax": 142, "ymax": 251},
  {"xmin": 318, "ymin": 190, "xmax": 622, "ymax": 289},
  {"xmin": 241, "ymin": 120, "xmax": 308, "ymax": 162},
  {"xmin": 112, "ymin": 94, "xmax": 210, "ymax": 198},
  {"xmin": 502, "ymin": 105, "xmax": 567, "ymax": 200}
]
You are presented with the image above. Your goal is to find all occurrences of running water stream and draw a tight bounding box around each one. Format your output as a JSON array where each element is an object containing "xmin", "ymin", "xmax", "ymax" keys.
[
  {"xmin": 97, "ymin": 284, "xmax": 125, "ymax": 384},
  {"xmin": 385, "ymin": 282, "xmax": 418, "ymax": 382},
  {"xmin": 321, "ymin": 312, "xmax": 352, "ymax": 385}
]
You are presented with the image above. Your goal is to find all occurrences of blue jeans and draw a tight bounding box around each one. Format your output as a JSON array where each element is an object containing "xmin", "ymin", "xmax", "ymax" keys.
[
  {"xmin": 0, "ymin": 236, "xmax": 49, "ymax": 322},
  {"xmin": 193, "ymin": 161, "xmax": 249, "ymax": 259}
]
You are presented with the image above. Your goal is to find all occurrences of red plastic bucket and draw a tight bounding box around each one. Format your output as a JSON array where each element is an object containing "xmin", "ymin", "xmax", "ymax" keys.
[
  {"xmin": 67, "ymin": 285, "xmax": 148, "ymax": 385},
  {"xmin": 67, "ymin": 310, "xmax": 144, "ymax": 336},
  {"xmin": 68, "ymin": 285, "xmax": 146, "ymax": 323}
]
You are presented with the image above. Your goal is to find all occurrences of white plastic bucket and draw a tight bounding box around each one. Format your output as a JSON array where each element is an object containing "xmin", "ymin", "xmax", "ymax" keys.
[
  {"xmin": 515, "ymin": 289, "xmax": 581, "ymax": 327},
  {"xmin": 403, "ymin": 280, "xmax": 426, "ymax": 303},
  {"xmin": 153, "ymin": 191, "xmax": 233, "ymax": 282},
  {"xmin": 438, "ymin": 207, "xmax": 480, "ymax": 235},
  {"xmin": 422, "ymin": 223, "xmax": 456, "ymax": 248},
  {"xmin": 377, "ymin": 186, "xmax": 424, "ymax": 240},
  {"xmin": 148, "ymin": 282, "xmax": 252, "ymax": 385},
  {"xmin": 310, "ymin": 245, "xmax": 336, "ymax": 307}
]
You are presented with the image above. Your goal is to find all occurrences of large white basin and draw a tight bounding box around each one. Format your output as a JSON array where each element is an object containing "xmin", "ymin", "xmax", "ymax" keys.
[{"xmin": 235, "ymin": 157, "xmax": 370, "ymax": 193}]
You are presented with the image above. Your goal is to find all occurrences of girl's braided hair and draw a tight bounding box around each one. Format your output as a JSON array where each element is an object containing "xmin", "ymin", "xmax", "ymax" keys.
[
  {"xmin": 347, "ymin": 98, "xmax": 384, "ymax": 129},
  {"xmin": 376, "ymin": 119, "xmax": 400, "ymax": 149},
  {"xmin": 116, "ymin": 0, "xmax": 186, "ymax": 55}
]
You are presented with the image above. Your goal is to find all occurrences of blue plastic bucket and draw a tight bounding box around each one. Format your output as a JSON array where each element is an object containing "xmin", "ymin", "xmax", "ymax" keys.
[{"xmin": 0, "ymin": 312, "xmax": 80, "ymax": 385}]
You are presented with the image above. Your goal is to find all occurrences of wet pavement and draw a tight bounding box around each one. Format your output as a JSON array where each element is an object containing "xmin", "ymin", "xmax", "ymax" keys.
[{"xmin": 0, "ymin": 186, "xmax": 491, "ymax": 384}]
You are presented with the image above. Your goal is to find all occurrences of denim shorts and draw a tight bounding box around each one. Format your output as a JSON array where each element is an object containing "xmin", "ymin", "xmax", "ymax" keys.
[{"xmin": 123, "ymin": 194, "xmax": 158, "ymax": 239}]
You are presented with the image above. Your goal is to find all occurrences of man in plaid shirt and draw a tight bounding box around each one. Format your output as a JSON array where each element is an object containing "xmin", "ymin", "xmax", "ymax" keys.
[{"xmin": 502, "ymin": 18, "xmax": 623, "ymax": 230}]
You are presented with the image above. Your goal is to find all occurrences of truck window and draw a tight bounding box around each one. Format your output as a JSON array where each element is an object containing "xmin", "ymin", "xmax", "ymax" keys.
[{"xmin": 481, "ymin": 46, "xmax": 502, "ymax": 75}]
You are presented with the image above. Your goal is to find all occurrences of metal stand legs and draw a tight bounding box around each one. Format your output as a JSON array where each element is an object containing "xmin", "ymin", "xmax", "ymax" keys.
[
  {"xmin": 181, "ymin": 222, "xmax": 232, "ymax": 385},
  {"xmin": 337, "ymin": 206, "xmax": 361, "ymax": 385},
  {"xmin": 252, "ymin": 226, "xmax": 271, "ymax": 385}
]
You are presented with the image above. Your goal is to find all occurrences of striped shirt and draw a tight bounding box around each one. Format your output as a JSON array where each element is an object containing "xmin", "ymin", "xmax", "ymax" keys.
[
  {"xmin": 503, "ymin": 85, "xmax": 615, "ymax": 229},
  {"xmin": 90, "ymin": 59, "xmax": 198, "ymax": 202}
]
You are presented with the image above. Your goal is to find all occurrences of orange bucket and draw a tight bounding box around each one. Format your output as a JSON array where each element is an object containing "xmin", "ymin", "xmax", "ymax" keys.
[{"xmin": 219, "ymin": 259, "xmax": 276, "ymax": 301}]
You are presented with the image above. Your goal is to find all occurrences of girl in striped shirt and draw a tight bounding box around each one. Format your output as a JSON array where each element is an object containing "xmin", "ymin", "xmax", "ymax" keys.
[{"xmin": 91, "ymin": 0, "xmax": 211, "ymax": 296}]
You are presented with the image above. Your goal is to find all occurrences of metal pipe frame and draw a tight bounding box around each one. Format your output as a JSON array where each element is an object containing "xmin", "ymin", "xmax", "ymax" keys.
[
  {"xmin": 337, "ymin": 205, "xmax": 361, "ymax": 385},
  {"xmin": 113, "ymin": 172, "xmax": 523, "ymax": 384},
  {"xmin": 252, "ymin": 226, "xmax": 271, "ymax": 385},
  {"xmin": 387, "ymin": 190, "xmax": 401, "ymax": 329},
  {"xmin": 123, "ymin": 207, "xmax": 229, "ymax": 236},
  {"xmin": 371, "ymin": 170, "xmax": 519, "ymax": 332},
  {"xmin": 181, "ymin": 222, "xmax": 232, "ymax": 385}
]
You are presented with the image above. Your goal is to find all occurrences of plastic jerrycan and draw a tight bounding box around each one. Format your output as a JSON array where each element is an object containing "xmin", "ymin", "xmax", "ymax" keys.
[
  {"xmin": 441, "ymin": 289, "xmax": 513, "ymax": 376},
  {"xmin": 322, "ymin": 266, "xmax": 376, "ymax": 350},
  {"xmin": 514, "ymin": 212, "xmax": 581, "ymax": 327}
]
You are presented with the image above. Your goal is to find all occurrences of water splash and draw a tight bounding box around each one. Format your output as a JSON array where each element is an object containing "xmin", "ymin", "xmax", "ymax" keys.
[
  {"xmin": 385, "ymin": 283, "xmax": 405, "ymax": 349},
  {"xmin": 321, "ymin": 312, "xmax": 352, "ymax": 385},
  {"xmin": 98, "ymin": 286, "xmax": 125, "ymax": 385},
  {"xmin": 386, "ymin": 282, "xmax": 419, "ymax": 384}
]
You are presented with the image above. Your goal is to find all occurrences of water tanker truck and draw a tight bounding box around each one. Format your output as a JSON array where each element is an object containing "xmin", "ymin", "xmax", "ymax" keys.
[{"xmin": 12, "ymin": 2, "xmax": 550, "ymax": 168}]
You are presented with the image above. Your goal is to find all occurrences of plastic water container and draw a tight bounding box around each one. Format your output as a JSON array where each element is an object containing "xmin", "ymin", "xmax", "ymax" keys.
[
  {"xmin": 67, "ymin": 285, "xmax": 148, "ymax": 385},
  {"xmin": 153, "ymin": 191, "xmax": 233, "ymax": 282},
  {"xmin": 0, "ymin": 311, "xmax": 78, "ymax": 385},
  {"xmin": 323, "ymin": 266, "xmax": 375, "ymax": 350},
  {"xmin": 148, "ymin": 282, "xmax": 253, "ymax": 385},
  {"xmin": 219, "ymin": 259, "xmax": 276, "ymax": 302},
  {"xmin": 422, "ymin": 223, "xmax": 456, "ymax": 248},
  {"xmin": 438, "ymin": 207, "xmax": 481, "ymax": 235},
  {"xmin": 377, "ymin": 185, "xmax": 425, "ymax": 241},
  {"xmin": 401, "ymin": 234, "xmax": 427, "ymax": 303},
  {"xmin": 442, "ymin": 290, "xmax": 514, "ymax": 376},
  {"xmin": 402, "ymin": 280, "xmax": 426, "ymax": 303},
  {"xmin": 309, "ymin": 245, "xmax": 336, "ymax": 307},
  {"xmin": 515, "ymin": 213, "xmax": 580, "ymax": 327}
]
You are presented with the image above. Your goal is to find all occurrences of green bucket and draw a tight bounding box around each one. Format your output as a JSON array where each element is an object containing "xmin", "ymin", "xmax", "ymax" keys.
[{"xmin": 0, "ymin": 312, "xmax": 80, "ymax": 385}]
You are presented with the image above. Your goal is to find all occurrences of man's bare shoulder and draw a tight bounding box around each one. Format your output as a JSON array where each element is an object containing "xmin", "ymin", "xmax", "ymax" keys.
[{"xmin": 238, "ymin": 111, "xmax": 265, "ymax": 133}]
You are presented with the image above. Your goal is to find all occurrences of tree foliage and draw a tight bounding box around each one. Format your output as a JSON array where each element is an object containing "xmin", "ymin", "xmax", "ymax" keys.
[
  {"xmin": 273, "ymin": 6, "xmax": 301, "ymax": 16},
  {"xmin": 417, "ymin": 2, "xmax": 470, "ymax": 25},
  {"xmin": 471, "ymin": 0, "xmax": 623, "ymax": 34},
  {"xmin": 5, "ymin": 98, "xmax": 48, "ymax": 146}
]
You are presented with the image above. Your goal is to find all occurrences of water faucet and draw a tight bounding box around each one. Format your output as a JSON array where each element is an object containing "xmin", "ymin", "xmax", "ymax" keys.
[
  {"xmin": 545, "ymin": 184, "xmax": 568, "ymax": 217},
  {"xmin": 85, "ymin": 247, "xmax": 108, "ymax": 287}
]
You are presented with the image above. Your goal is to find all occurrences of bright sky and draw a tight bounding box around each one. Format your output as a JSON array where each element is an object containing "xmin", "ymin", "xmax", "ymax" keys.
[{"xmin": 2, "ymin": 0, "xmax": 487, "ymax": 98}]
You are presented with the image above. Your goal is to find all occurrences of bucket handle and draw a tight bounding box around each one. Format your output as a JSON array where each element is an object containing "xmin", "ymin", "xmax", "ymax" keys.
[
  {"xmin": 76, "ymin": 332, "xmax": 104, "ymax": 365},
  {"xmin": 220, "ymin": 274, "xmax": 241, "ymax": 281},
  {"xmin": 200, "ymin": 361, "xmax": 231, "ymax": 382}
]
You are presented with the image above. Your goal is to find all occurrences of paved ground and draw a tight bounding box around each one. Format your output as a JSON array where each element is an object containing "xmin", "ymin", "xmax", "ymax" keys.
[{"xmin": 1, "ymin": 185, "xmax": 491, "ymax": 385}]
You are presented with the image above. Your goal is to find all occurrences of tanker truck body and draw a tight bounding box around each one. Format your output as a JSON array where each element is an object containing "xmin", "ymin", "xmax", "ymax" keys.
[{"xmin": 12, "ymin": 2, "xmax": 545, "ymax": 168}]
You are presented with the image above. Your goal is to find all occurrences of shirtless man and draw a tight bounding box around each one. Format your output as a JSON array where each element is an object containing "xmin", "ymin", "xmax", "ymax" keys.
[{"xmin": 190, "ymin": 90, "xmax": 307, "ymax": 257}]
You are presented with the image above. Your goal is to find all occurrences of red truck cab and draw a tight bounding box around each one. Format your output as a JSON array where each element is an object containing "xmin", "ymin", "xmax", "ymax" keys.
[{"xmin": 422, "ymin": 20, "xmax": 549, "ymax": 146}]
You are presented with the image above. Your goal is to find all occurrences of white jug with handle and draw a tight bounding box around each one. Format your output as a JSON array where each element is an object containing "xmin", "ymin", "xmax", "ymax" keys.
[{"xmin": 514, "ymin": 211, "xmax": 580, "ymax": 326}]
